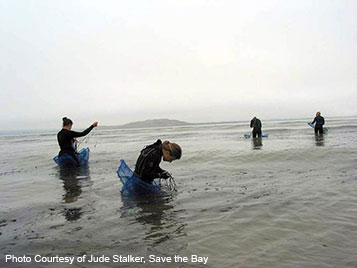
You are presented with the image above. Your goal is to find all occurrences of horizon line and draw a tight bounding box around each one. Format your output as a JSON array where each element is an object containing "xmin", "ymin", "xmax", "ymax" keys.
[{"xmin": 0, "ymin": 115, "xmax": 356, "ymax": 133}]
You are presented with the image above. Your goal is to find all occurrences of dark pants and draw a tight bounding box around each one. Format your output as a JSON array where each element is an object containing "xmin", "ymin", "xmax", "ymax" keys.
[
  {"xmin": 315, "ymin": 126, "xmax": 323, "ymax": 135},
  {"xmin": 253, "ymin": 129, "xmax": 262, "ymax": 138}
]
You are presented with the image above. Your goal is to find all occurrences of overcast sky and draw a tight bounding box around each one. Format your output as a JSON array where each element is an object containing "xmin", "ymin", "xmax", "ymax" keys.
[{"xmin": 0, "ymin": 0, "xmax": 356, "ymax": 130}]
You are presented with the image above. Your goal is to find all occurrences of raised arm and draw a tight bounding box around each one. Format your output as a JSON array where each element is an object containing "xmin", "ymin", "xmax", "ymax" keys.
[{"xmin": 70, "ymin": 121, "xmax": 98, "ymax": 138}]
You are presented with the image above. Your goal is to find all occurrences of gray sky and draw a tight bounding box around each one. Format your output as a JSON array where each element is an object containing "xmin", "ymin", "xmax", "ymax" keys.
[{"xmin": 1, "ymin": 0, "xmax": 356, "ymax": 130}]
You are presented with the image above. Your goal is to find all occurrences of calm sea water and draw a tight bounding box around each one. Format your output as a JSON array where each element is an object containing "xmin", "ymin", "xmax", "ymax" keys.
[{"xmin": 1, "ymin": 117, "xmax": 356, "ymax": 268}]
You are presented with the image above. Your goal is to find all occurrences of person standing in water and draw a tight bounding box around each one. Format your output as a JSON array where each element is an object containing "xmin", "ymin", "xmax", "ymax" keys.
[
  {"xmin": 311, "ymin": 112, "xmax": 325, "ymax": 135},
  {"xmin": 134, "ymin": 139, "xmax": 182, "ymax": 184},
  {"xmin": 57, "ymin": 117, "xmax": 98, "ymax": 166},
  {"xmin": 250, "ymin": 117, "xmax": 262, "ymax": 138}
]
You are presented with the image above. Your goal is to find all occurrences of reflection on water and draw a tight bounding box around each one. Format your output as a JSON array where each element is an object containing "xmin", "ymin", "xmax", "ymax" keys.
[
  {"xmin": 57, "ymin": 167, "xmax": 91, "ymax": 221},
  {"xmin": 315, "ymin": 134, "xmax": 325, "ymax": 146},
  {"xmin": 252, "ymin": 137, "xmax": 263, "ymax": 150},
  {"xmin": 121, "ymin": 194, "xmax": 186, "ymax": 247}
]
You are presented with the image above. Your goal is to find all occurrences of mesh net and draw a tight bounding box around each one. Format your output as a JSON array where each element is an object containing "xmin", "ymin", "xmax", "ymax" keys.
[
  {"xmin": 117, "ymin": 159, "xmax": 161, "ymax": 196},
  {"xmin": 54, "ymin": 148, "xmax": 90, "ymax": 168}
]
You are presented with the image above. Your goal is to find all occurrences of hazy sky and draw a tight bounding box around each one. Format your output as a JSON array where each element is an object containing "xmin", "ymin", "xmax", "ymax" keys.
[{"xmin": 1, "ymin": 0, "xmax": 356, "ymax": 130}]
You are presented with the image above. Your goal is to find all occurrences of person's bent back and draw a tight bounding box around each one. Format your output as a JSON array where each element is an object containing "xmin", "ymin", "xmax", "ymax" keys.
[{"xmin": 134, "ymin": 139, "xmax": 182, "ymax": 183}]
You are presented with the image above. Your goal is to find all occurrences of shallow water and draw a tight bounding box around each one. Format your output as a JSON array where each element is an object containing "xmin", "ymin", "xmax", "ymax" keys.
[{"xmin": 1, "ymin": 117, "xmax": 357, "ymax": 267}]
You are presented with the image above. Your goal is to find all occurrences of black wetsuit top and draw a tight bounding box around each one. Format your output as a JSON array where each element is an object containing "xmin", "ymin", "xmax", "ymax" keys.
[
  {"xmin": 134, "ymin": 139, "xmax": 165, "ymax": 183},
  {"xmin": 57, "ymin": 125, "xmax": 94, "ymax": 159},
  {"xmin": 250, "ymin": 118, "xmax": 262, "ymax": 137},
  {"xmin": 250, "ymin": 118, "xmax": 262, "ymax": 131},
  {"xmin": 312, "ymin": 116, "xmax": 325, "ymax": 127}
]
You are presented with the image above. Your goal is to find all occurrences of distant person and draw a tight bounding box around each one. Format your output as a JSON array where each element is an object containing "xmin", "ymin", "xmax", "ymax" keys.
[
  {"xmin": 311, "ymin": 112, "xmax": 325, "ymax": 135},
  {"xmin": 134, "ymin": 139, "xmax": 182, "ymax": 184},
  {"xmin": 250, "ymin": 117, "xmax": 262, "ymax": 138},
  {"xmin": 57, "ymin": 117, "xmax": 98, "ymax": 166}
]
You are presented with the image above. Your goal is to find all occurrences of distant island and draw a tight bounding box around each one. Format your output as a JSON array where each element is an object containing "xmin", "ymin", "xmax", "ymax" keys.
[{"xmin": 116, "ymin": 119, "xmax": 190, "ymax": 129}]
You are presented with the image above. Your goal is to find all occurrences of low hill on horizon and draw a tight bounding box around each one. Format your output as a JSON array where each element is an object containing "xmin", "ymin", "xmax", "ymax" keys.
[{"xmin": 115, "ymin": 118, "xmax": 190, "ymax": 129}]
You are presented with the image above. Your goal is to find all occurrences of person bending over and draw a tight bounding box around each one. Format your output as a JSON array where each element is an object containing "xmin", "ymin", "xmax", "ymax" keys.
[
  {"xmin": 250, "ymin": 117, "xmax": 262, "ymax": 138},
  {"xmin": 57, "ymin": 117, "xmax": 98, "ymax": 166},
  {"xmin": 311, "ymin": 112, "xmax": 325, "ymax": 135},
  {"xmin": 134, "ymin": 139, "xmax": 182, "ymax": 184}
]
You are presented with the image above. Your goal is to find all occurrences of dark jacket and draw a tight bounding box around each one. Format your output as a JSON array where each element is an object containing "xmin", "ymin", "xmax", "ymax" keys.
[
  {"xmin": 57, "ymin": 125, "xmax": 94, "ymax": 156},
  {"xmin": 312, "ymin": 116, "xmax": 325, "ymax": 127},
  {"xmin": 134, "ymin": 139, "xmax": 165, "ymax": 183},
  {"xmin": 250, "ymin": 118, "xmax": 262, "ymax": 131}
]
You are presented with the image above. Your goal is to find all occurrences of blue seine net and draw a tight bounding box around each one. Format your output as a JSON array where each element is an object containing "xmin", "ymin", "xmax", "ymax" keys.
[
  {"xmin": 117, "ymin": 159, "xmax": 161, "ymax": 196},
  {"xmin": 54, "ymin": 148, "xmax": 90, "ymax": 168}
]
